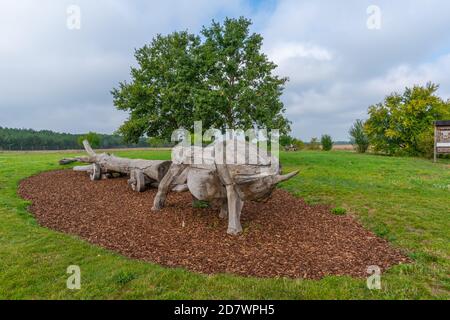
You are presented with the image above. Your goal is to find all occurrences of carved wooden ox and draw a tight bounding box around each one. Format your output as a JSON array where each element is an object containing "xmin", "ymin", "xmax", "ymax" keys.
[{"xmin": 152, "ymin": 140, "xmax": 299, "ymax": 235}]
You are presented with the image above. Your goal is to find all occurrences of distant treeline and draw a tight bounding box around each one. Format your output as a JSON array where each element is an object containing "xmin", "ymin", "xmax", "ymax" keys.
[{"xmin": 0, "ymin": 127, "xmax": 152, "ymax": 150}]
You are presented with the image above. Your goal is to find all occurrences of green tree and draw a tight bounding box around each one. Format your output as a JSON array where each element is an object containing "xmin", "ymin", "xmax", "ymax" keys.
[
  {"xmin": 365, "ymin": 83, "xmax": 450, "ymax": 156},
  {"xmin": 78, "ymin": 132, "xmax": 101, "ymax": 148},
  {"xmin": 279, "ymin": 135, "xmax": 293, "ymax": 147},
  {"xmin": 291, "ymin": 138, "xmax": 305, "ymax": 150},
  {"xmin": 321, "ymin": 134, "xmax": 333, "ymax": 151},
  {"xmin": 112, "ymin": 17, "xmax": 290, "ymax": 143},
  {"xmin": 349, "ymin": 119, "xmax": 369, "ymax": 153}
]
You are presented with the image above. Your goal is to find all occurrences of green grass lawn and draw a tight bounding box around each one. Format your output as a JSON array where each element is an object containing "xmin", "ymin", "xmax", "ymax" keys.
[{"xmin": 0, "ymin": 149, "xmax": 449, "ymax": 299}]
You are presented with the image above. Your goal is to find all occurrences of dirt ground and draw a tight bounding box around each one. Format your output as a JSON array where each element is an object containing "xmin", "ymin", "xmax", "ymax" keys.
[
  {"xmin": 19, "ymin": 170, "xmax": 409, "ymax": 279},
  {"xmin": 332, "ymin": 144, "xmax": 354, "ymax": 151}
]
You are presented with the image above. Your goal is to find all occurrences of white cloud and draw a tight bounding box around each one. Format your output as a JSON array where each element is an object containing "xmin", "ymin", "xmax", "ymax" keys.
[
  {"xmin": 366, "ymin": 54, "xmax": 450, "ymax": 99},
  {"xmin": 268, "ymin": 42, "xmax": 333, "ymax": 65},
  {"xmin": 0, "ymin": 0, "xmax": 250, "ymax": 134},
  {"xmin": 257, "ymin": 0, "xmax": 450, "ymax": 140},
  {"xmin": 267, "ymin": 42, "xmax": 336, "ymax": 86},
  {"xmin": 1, "ymin": 0, "xmax": 450, "ymax": 140}
]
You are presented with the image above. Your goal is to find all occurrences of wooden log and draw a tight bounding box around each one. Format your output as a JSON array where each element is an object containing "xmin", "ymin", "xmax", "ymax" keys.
[
  {"xmin": 59, "ymin": 156, "xmax": 90, "ymax": 165},
  {"xmin": 80, "ymin": 140, "xmax": 171, "ymax": 183},
  {"xmin": 90, "ymin": 163, "xmax": 101, "ymax": 181},
  {"xmin": 73, "ymin": 164, "xmax": 93, "ymax": 172},
  {"xmin": 128, "ymin": 169, "xmax": 147, "ymax": 192},
  {"xmin": 61, "ymin": 140, "xmax": 172, "ymax": 191}
]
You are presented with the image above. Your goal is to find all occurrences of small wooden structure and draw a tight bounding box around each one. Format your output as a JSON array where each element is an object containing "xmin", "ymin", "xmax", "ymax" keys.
[
  {"xmin": 434, "ymin": 120, "xmax": 450, "ymax": 162},
  {"xmin": 284, "ymin": 144, "xmax": 298, "ymax": 152}
]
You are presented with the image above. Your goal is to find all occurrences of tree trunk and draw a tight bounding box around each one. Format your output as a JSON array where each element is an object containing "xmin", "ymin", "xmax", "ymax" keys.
[{"xmin": 61, "ymin": 140, "xmax": 172, "ymax": 191}]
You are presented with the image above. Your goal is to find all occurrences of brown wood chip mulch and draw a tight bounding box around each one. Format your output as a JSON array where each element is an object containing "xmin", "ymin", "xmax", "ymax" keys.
[{"xmin": 18, "ymin": 170, "xmax": 410, "ymax": 279}]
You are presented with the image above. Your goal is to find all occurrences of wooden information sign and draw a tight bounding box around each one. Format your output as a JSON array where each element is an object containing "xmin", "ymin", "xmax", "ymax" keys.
[{"xmin": 434, "ymin": 120, "xmax": 450, "ymax": 162}]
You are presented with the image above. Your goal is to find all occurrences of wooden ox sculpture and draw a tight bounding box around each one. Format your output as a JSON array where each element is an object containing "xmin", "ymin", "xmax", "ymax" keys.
[{"xmin": 152, "ymin": 139, "xmax": 299, "ymax": 235}]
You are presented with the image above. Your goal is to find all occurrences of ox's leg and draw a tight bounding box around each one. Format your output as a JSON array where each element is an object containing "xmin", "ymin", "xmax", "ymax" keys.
[
  {"xmin": 216, "ymin": 164, "xmax": 243, "ymax": 234},
  {"xmin": 225, "ymin": 185, "xmax": 243, "ymax": 234},
  {"xmin": 152, "ymin": 163, "xmax": 186, "ymax": 211},
  {"xmin": 219, "ymin": 198, "xmax": 228, "ymax": 219}
]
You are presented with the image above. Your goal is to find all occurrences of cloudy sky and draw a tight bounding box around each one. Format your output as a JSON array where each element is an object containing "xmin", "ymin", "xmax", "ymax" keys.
[{"xmin": 1, "ymin": 0, "xmax": 450, "ymax": 140}]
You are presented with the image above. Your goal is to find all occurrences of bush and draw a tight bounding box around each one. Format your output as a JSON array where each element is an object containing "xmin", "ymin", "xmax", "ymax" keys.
[
  {"xmin": 192, "ymin": 200, "xmax": 209, "ymax": 208},
  {"xmin": 331, "ymin": 207, "xmax": 347, "ymax": 215},
  {"xmin": 364, "ymin": 83, "xmax": 450, "ymax": 156},
  {"xmin": 349, "ymin": 119, "xmax": 369, "ymax": 153},
  {"xmin": 308, "ymin": 137, "xmax": 320, "ymax": 150},
  {"xmin": 281, "ymin": 135, "xmax": 305, "ymax": 151},
  {"xmin": 77, "ymin": 132, "xmax": 101, "ymax": 148},
  {"xmin": 416, "ymin": 130, "xmax": 435, "ymax": 158},
  {"xmin": 292, "ymin": 138, "xmax": 305, "ymax": 150},
  {"xmin": 279, "ymin": 135, "xmax": 293, "ymax": 147},
  {"xmin": 112, "ymin": 271, "xmax": 137, "ymax": 285},
  {"xmin": 321, "ymin": 134, "xmax": 333, "ymax": 151}
]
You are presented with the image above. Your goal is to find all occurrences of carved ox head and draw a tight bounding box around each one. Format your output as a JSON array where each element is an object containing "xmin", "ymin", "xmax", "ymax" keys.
[{"xmin": 234, "ymin": 168, "xmax": 299, "ymax": 201}]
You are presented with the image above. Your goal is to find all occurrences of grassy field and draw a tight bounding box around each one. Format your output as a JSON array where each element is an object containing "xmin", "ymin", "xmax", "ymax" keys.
[{"xmin": 0, "ymin": 149, "xmax": 449, "ymax": 299}]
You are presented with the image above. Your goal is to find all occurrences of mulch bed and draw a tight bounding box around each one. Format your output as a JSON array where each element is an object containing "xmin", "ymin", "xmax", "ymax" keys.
[{"xmin": 18, "ymin": 170, "xmax": 410, "ymax": 279}]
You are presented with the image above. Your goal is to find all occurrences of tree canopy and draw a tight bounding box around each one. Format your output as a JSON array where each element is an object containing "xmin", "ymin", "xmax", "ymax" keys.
[
  {"xmin": 349, "ymin": 119, "xmax": 369, "ymax": 153},
  {"xmin": 112, "ymin": 17, "xmax": 290, "ymax": 143},
  {"xmin": 77, "ymin": 132, "xmax": 101, "ymax": 148},
  {"xmin": 320, "ymin": 134, "xmax": 333, "ymax": 151}
]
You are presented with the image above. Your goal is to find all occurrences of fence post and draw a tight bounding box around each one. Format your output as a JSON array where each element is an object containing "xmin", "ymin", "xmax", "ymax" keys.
[{"xmin": 433, "ymin": 124, "xmax": 437, "ymax": 163}]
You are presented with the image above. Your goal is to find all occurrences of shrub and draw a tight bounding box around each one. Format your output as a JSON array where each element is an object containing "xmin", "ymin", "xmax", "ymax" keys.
[
  {"xmin": 331, "ymin": 207, "xmax": 347, "ymax": 215},
  {"xmin": 279, "ymin": 135, "xmax": 293, "ymax": 147},
  {"xmin": 292, "ymin": 138, "xmax": 305, "ymax": 150},
  {"xmin": 113, "ymin": 271, "xmax": 137, "ymax": 285},
  {"xmin": 192, "ymin": 200, "xmax": 209, "ymax": 208},
  {"xmin": 308, "ymin": 137, "xmax": 320, "ymax": 150},
  {"xmin": 416, "ymin": 130, "xmax": 434, "ymax": 158},
  {"xmin": 349, "ymin": 119, "xmax": 369, "ymax": 153},
  {"xmin": 321, "ymin": 134, "xmax": 333, "ymax": 151},
  {"xmin": 281, "ymin": 135, "xmax": 305, "ymax": 151}
]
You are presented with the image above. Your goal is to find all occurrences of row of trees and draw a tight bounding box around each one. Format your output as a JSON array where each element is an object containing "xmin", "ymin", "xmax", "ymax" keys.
[
  {"xmin": 0, "ymin": 127, "xmax": 150, "ymax": 150},
  {"xmin": 280, "ymin": 134, "xmax": 334, "ymax": 151},
  {"xmin": 349, "ymin": 83, "xmax": 450, "ymax": 157}
]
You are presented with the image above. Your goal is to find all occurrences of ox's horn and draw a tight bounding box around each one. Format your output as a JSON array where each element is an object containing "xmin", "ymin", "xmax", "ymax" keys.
[{"xmin": 274, "ymin": 170, "xmax": 299, "ymax": 184}]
